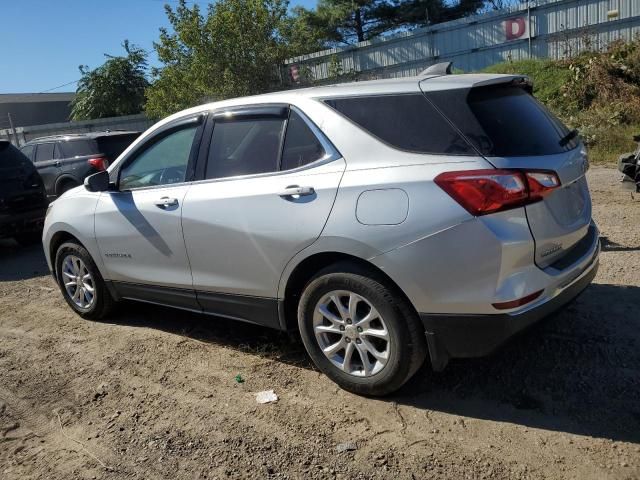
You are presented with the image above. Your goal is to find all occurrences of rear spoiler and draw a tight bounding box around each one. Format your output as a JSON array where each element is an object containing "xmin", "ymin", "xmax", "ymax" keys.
[{"xmin": 420, "ymin": 72, "xmax": 533, "ymax": 94}]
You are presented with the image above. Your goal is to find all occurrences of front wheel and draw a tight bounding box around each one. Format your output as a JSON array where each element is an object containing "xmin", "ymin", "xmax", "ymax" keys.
[
  {"xmin": 297, "ymin": 263, "xmax": 427, "ymax": 396},
  {"xmin": 55, "ymin": 242, "xmax": 115, "ymax": 320}
]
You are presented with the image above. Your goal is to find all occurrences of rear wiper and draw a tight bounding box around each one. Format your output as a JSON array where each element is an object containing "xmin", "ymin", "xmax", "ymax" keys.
[{"xmin": 559, "ymin": 129, "xmax": 579, "ymax": 147}]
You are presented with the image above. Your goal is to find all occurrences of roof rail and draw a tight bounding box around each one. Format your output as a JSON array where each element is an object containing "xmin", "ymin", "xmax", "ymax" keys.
[{"xmin": 420, "ymin": 62, "xmax": 453, "ymax": 76}]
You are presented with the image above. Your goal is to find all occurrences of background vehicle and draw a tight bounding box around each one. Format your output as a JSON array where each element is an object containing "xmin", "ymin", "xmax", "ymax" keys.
[
  {"xmin": 618, "ymin": 133, "xmax": 640, "ymax": 192},
  {"xmin": 20, "ymin": 131, "xmax": 140, "ymax": 199},
  {"xmin": 0, "ymin": 140, "xmax": 48, "ymax": 245},
  {"xmin": 42, "ymin": 70, "xmax": 599, "ymax": 396}
]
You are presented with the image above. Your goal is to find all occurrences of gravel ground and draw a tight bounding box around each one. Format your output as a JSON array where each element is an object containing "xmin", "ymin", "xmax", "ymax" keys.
[{"xmin": 0, "ymin": 166, "xmax": 639, "ymax": 480}]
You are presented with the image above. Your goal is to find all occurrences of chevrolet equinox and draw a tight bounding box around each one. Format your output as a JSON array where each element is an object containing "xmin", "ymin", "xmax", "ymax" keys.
[{"xmin": 42, "ymin": 66, "xmax": 600, "ymax": 395}]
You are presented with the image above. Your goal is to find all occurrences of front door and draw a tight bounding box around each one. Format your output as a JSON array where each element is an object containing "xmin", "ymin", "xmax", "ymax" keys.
[
  {"xmin": 181, "ymin": 107, "xmax": 345, "ymax": 326},
  {"xmin": 94, "ymin": 115, "xmax": 204, "ymax": 307}
]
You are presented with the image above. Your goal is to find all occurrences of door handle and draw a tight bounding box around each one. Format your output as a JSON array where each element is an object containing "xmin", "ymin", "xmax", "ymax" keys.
[
  {"xmin": 155, "ymin": 197, "xmax": 179, "ymax": 208},
  {"xmin": 278, "ymin": 185, "xmax": 315, "ymax": 197},
  {"xmin": 54, "ymin": 161, "xmax": 61, "ymax": 167}
]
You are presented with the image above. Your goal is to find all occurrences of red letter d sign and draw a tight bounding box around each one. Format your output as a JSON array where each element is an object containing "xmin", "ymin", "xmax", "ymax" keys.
[{"xmin": 504, "ymin": 17, "xmax": 528, "ymax": 40}]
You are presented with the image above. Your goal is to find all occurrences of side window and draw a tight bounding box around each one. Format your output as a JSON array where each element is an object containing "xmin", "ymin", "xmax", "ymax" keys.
[
  {"xmin": 20, "ymin": 145, "xmax": 34, "ymax": 161},
  {"xmin": 53, "ymin": 143, "xmax": 62, "ymax": 159},
  {"xmin": 281, "ymin": 111, "xmax": 326, "ymax": 170},
  {"xmin": 119, "ymin": 125, "xmax": 198, "ymax": 190},
  {"xmin": 205, "ymin": 118, "xmax": 285, "ymax": 179},
  {"xmin": 35, "ymin": 143, "xmax": 55, "ymax": 163},
  {"xmin": 324, "ymin": 94, "xmax": 475, "ymax": 155},
  {"xmin": 60, "ymin": 139, "xmax": 97, "ymax": 158}
]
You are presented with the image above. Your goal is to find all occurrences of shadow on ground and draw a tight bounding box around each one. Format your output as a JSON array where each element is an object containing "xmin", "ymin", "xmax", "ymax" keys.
[
  {"xmin": 0, "ymin": 239, "xmax": 49, "ymax": 281},
  {"xmin": 109, "ymin": 283, "xmax": 640, "ymax": 445},
  {"xmin": 2, "ymin": 245, "xmax": 638, "ymax": 443}
]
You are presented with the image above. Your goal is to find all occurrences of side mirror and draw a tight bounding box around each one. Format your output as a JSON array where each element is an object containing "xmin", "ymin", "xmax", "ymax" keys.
[{"xmin": 84, "ymin": 170, "xmax": 110, "ymax": 192}]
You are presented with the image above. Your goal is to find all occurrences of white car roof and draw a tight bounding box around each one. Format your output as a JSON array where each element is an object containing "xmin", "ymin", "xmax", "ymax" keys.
[{"xmin": 181, "ymin": 73, "xmax": 525, "ymax": 114}]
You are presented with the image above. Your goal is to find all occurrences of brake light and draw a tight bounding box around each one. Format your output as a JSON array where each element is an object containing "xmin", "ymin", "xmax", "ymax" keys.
[
  {"xmin": 88, "ymin": 156, "xmax": 107, "ymax": 171},
  {"xmin": 434, "ymin": 169, "xmax": 560, "ymax": 216}
]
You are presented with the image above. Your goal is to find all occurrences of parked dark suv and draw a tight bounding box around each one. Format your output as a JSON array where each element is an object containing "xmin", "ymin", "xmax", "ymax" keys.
[
  {"xmin": 20, "ymin": 131, "xmax": 140, "ymax": 199},
  {"xmin": 0, "ymin": 140, "xmax": 48, "ymax": 245}
]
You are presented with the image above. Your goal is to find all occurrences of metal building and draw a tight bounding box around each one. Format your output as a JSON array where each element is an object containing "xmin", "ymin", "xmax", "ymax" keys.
[{"xmin": 284, "ymin": 0, "xmax": 640, "ymax": 83}]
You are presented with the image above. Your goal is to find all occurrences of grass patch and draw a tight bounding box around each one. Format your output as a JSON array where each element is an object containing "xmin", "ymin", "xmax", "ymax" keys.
[{"xmin": 586, "ymin": 123, "xmax": 639, "ymax": 164}]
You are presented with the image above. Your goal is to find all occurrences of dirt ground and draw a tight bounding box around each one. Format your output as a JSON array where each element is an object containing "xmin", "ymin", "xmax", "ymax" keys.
[{"xmin": 0, "ymin": 165, "xmax": 639, "ymax": 480}]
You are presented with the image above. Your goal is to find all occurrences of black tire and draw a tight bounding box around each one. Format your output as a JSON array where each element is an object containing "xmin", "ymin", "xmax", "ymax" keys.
[
  {"xmin": 54, "ymin": 241, "xmax": 115, "ymax": 320},
  {"xmin": 14, "ymin": 232, "xmax": 42, "ymax": 246},
  {"xmin": 297, "ymin": 262, "xmax": 427, "ymax": 396}
]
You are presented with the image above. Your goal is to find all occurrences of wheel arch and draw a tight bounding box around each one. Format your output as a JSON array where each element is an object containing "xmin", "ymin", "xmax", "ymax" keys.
[
  {"xmin": 55, "ymin": 175, "xmax": 80, "ymax": 196},
  {"xmin": 281, "ymin": 251, "xmax": 420, "ymax": 332},
  {"xmin": 49, "ymin": 231, "xmax": 88, "ymax": 277}
]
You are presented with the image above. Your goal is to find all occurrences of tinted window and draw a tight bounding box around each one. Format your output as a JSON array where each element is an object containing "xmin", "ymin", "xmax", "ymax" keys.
[
  {"xmin": 53, "ymin": 143, "xmax": 62, "ymax": 159},
  {"xmin": 97, "ymin": 134, "xmax": 139, "ymax": 161},
  {"xmin": 281, "ymin": 111, "xmax": 325, "ymax": 170},
  {"xmin": 427, "ymin": 86, "xmax": 577, "ymax": 157},
  {"xmin": 60, "ymin": 139, "xmax": 97, "ymax": 158},
  {"xmin": 20, "ymin": 145, "xmax": 34, "ymax": 161},
  {"xmin": 324, "ymin": 94, "xmax": 474, "ymax": 155},
  {"xmin": 119, "ymin": 126, "xmax": 198, "ymax": 190},
  {"xmin": 206, "ymin": 118, "xmax": 285, "ymax": 179},
  {"xmin": 35, "ymin": 143, "xmax": 55, "ymax": 162}
]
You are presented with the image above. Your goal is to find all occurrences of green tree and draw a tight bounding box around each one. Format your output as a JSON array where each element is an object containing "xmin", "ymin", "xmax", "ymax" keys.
[
  {"xmin": 71, "ymin": 41, "xmax": 148, "ymax": 121},
  {"xmin": 146, "ymin": 0, "xmax": 296, "ymax": 119},
  {"xmin": 400, "ymin": 0, "xmax": 485, "ymax": 28},
  {"xmin": 293, "ymin": 0, "xmax": 486, "ymax": 47}
]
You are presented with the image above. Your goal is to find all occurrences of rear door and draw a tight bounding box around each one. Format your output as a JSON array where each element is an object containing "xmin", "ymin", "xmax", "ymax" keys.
[
  {"xmin": 181, "ymin": 106, "xmax": 344, "ymax": 326},
  {"xmin": 33, "ymin": 142, "xmax": 60, "ymax": 197},
  {"xmin": 425, "ymin": 83, "xmax": 591, "ymax": 268}
]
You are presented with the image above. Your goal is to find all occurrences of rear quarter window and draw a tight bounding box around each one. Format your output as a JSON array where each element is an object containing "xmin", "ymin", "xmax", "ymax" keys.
[
  {"xmin": 324, "ymin": 94, "xmax": 475, "ymax": 155},
  {"xmin": 60, "ymin": 139, "xmax": 98, "ymax": 158},
  {"xmin": 97, "ymin": 134, "xmax": 140, "ymax": 161},
  {"xmin": 427, "ymin": 86, "xmax": 578, "ymax": 157}
]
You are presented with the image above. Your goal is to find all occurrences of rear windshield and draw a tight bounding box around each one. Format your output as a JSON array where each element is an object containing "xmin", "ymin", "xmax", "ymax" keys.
[
  {"xmin": 427, "ymin": 85, "xmax": 578, "ymax": 157},
  {"xmin": 60, "ymin": 139, "xmax": 98, "ymax": 158},
  {"xmin": 324, "ymin": 94, "xmax": 475, "ymax": 155},
  {"xmin": 96, "ymin": 133, "xmax": 139, "ymax": 161}
]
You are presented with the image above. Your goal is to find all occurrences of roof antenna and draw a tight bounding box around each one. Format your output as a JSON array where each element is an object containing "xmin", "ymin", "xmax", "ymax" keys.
[{"xmin": 420, "ymin": 62, "xmax": 453, "ymax": 76}]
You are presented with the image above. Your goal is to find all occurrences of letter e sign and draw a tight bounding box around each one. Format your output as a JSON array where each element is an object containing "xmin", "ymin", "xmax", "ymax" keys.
[{"xmin": 504, "ymin": 17, "xmax": 529, "ymax": 40}]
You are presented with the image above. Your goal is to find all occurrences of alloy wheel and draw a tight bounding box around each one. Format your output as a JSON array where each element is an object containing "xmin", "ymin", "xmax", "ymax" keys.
[
  {"xmin": 61, "ymin": 255, "xmax": 95, "ymax": 309},
  {"xmin": 313, "ymin": 290, "xmax": 391, "ymax": 377}
]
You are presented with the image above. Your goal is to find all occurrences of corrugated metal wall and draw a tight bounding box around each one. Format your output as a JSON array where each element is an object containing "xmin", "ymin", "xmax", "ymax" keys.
[{"xmin": 284, "ymin": 0, "xmax": 640, "ymax": 83}]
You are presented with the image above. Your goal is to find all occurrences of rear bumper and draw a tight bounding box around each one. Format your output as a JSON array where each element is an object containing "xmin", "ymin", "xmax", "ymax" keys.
[
  {"xmin": 0, "ymin": 208, "xmax": 47, "ymax": 239},
  {"xmin": 421, "ymin": 254, "xmax": 599, "ymax": 371}
]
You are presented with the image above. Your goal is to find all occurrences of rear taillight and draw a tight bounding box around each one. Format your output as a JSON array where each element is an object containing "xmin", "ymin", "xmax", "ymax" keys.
[
  {"xmin": 434, "ymin": 169, "xmax": 560, "ymax": 216},
  {"xmin": 88, "ymin": 156, "xmax": 107, "ymax": 171}
]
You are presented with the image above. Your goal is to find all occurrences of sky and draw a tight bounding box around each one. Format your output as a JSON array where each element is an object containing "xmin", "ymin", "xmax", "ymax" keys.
[{"xmin": 0, "ymin": 0, "xmax": 316, "ymax": 94}]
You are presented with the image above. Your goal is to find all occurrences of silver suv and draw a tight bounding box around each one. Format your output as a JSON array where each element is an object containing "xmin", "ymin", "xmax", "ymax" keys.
[{"xmin": 43, "ymin": 70, "xmax": 600, "ymax": 395}]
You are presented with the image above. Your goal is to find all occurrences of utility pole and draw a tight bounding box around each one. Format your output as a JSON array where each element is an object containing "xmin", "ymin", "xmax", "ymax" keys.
[{"xmin": 7, "ymin": 113, "xmax": 19, "ymax": 146}]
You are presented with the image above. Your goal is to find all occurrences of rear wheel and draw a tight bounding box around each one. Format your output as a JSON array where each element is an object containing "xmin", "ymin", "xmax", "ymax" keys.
[
  {"xmin": 297, "ymin": 262, "xmax": 427, "ymax": 396},
  {"xmin": 55, "ymin": 242, "xmax": 115, "ymax": 320}
]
